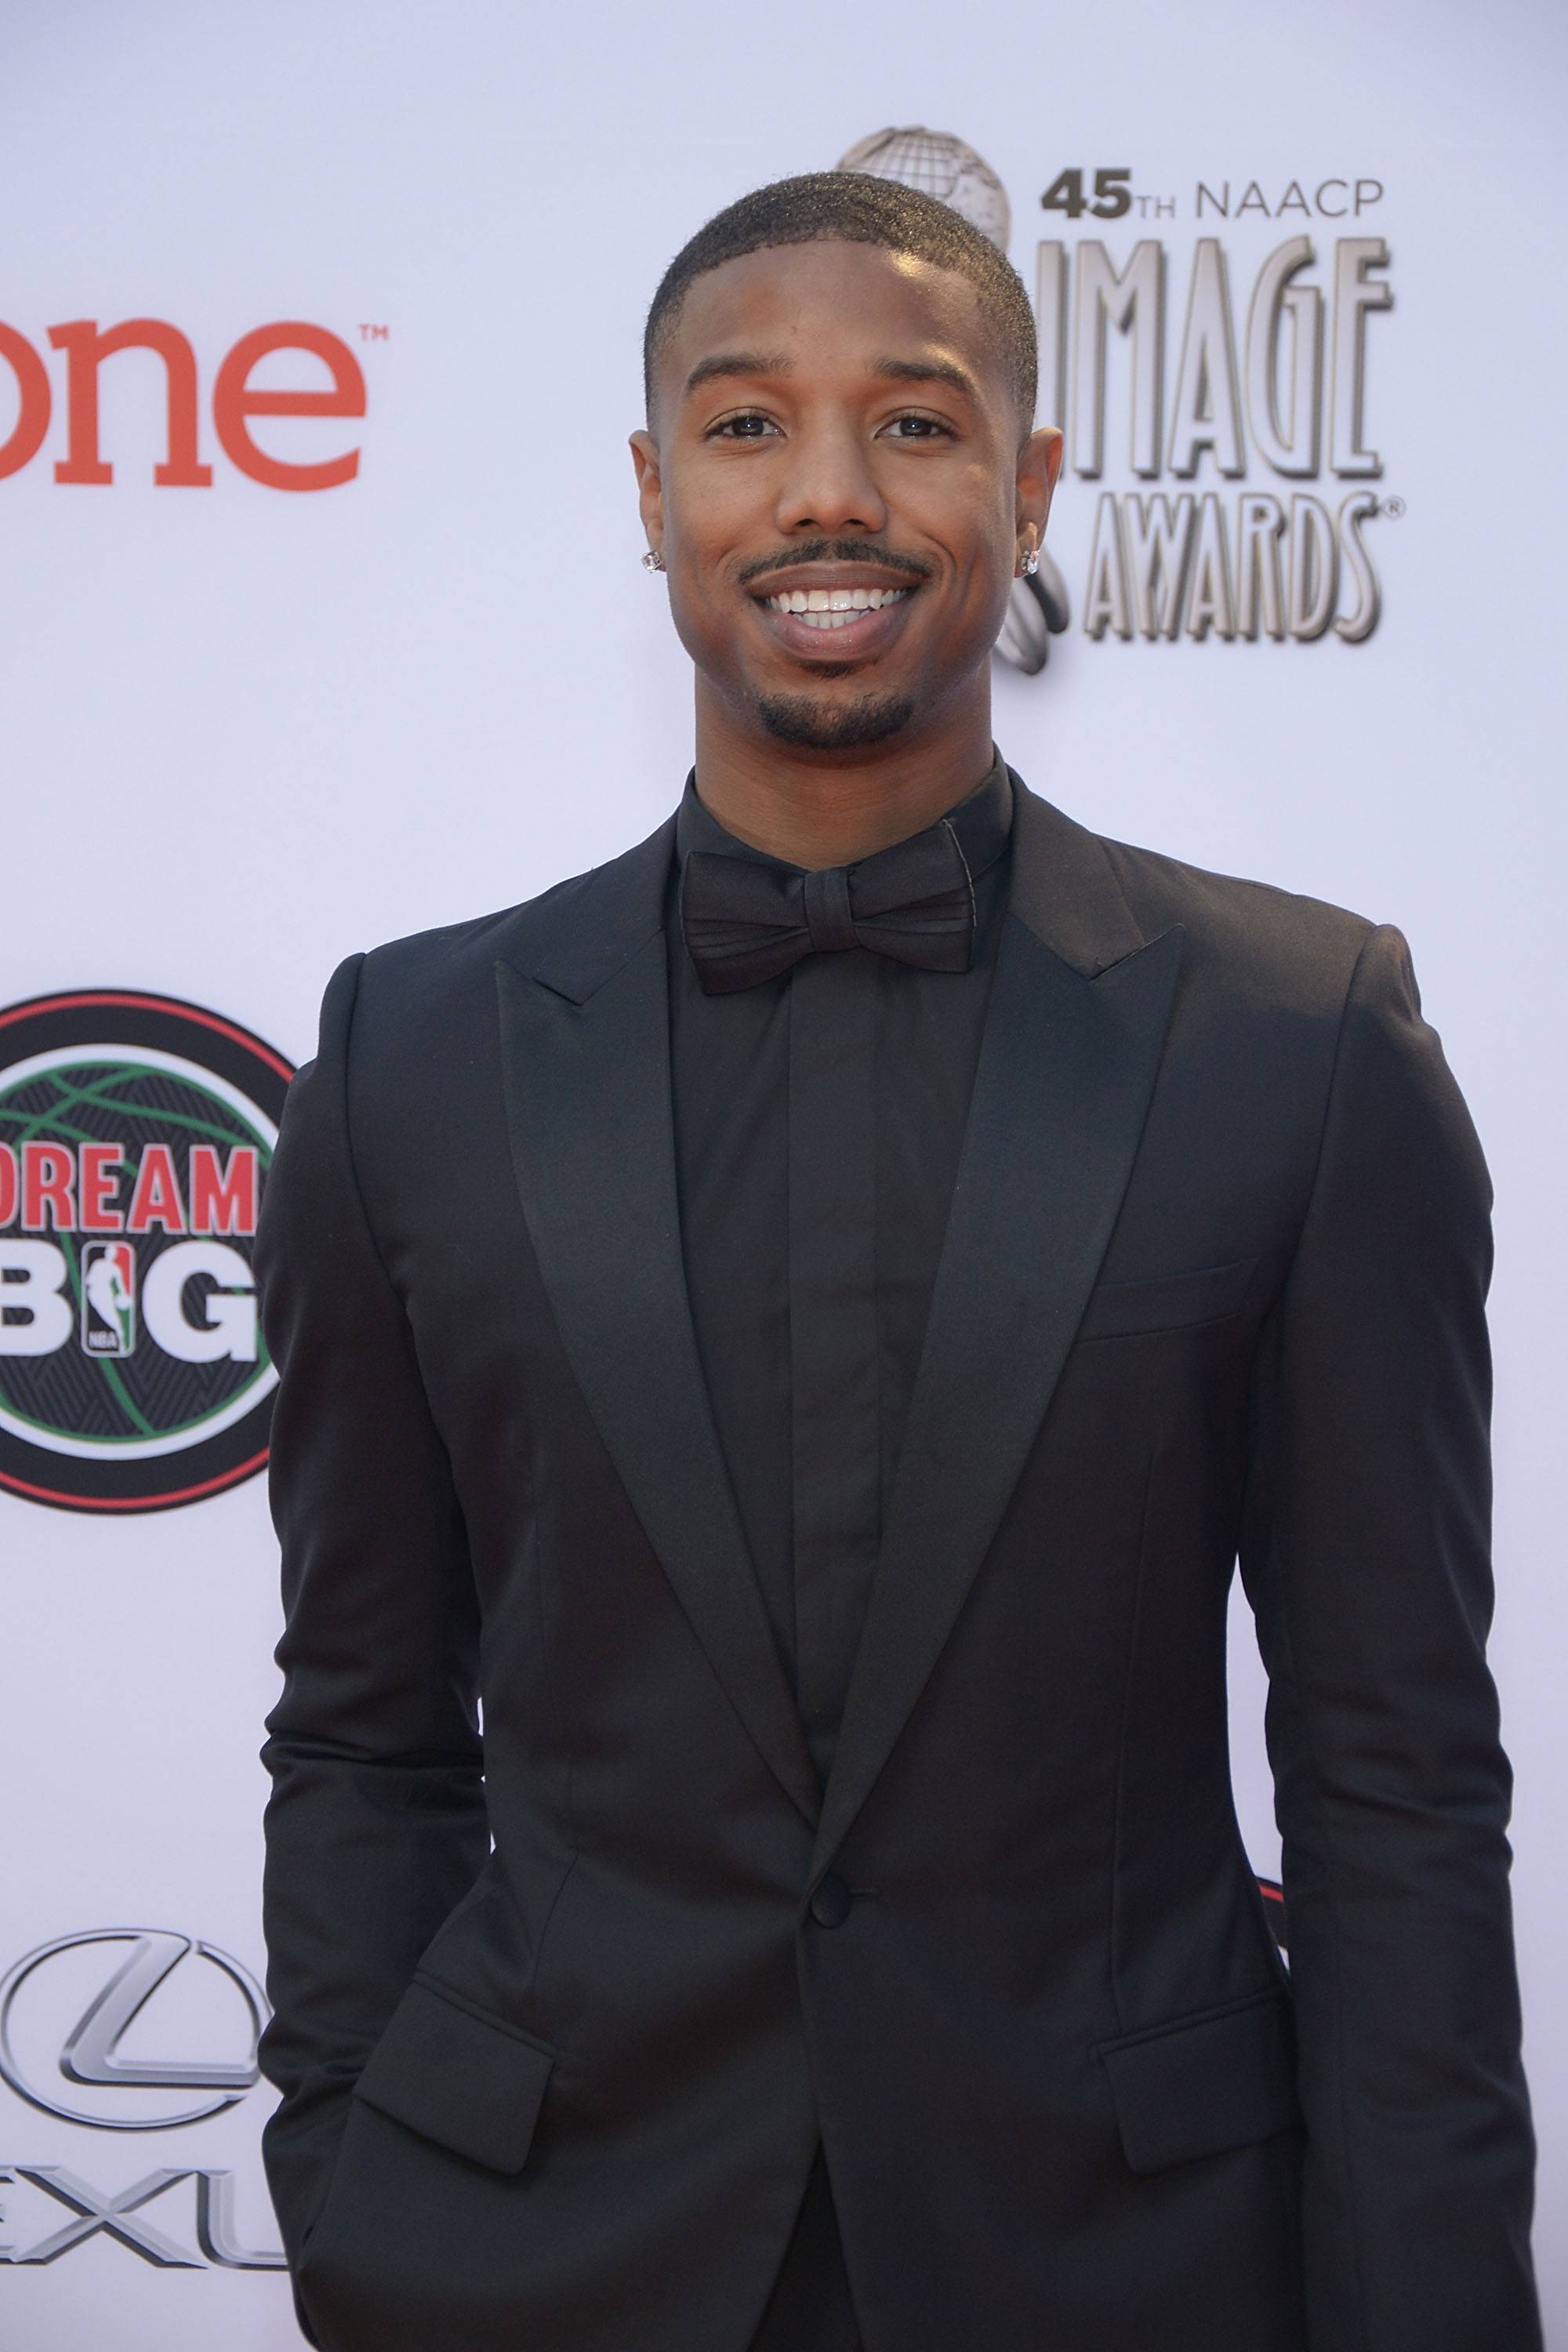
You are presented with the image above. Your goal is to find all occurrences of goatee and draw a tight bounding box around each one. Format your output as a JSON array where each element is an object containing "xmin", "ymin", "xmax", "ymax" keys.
[{"xmin": 756, "ymin": 690, "xmax": 916, "ymax": 751}]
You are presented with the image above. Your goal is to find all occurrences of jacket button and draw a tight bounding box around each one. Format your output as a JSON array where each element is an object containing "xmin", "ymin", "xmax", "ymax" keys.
[{"xmin": 810, "ymin": 1871, "xmax": 853, "ymax": 1929}]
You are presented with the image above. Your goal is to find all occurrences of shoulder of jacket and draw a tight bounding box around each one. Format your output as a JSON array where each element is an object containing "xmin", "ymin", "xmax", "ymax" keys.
[
  {"xmin": 320, "ymin": 868, "xmax": 597, "ymax": 1084},
  {"xmin": 1098, "ymin": 831, "xmax": 1379, "ymax": 1011},
  {"xmin": 360, "ymin": 869, "xmax": 593, "ymax": 987}
]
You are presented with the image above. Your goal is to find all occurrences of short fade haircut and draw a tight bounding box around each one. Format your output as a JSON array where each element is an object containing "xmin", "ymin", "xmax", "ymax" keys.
[{"xmin": 643, "ymin": 171, "xmax": 1039, "ymax": 440}]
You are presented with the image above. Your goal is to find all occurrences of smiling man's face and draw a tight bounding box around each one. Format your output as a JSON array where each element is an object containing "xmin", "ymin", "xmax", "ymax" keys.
[{"xmin": 630, "ymin": 238, "xmax": 1060, "ymax": 757}]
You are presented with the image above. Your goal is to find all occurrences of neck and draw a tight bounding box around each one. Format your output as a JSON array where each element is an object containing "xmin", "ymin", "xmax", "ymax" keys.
[{"xmin": 691, "ymin": 683, "xmax": 996, "ymax": 870}]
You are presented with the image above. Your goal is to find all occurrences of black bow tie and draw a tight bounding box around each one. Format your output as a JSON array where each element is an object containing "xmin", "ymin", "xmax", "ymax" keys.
[{"xmin": 681, "ymin": 818, "xmax": 978, "ymax": 996}]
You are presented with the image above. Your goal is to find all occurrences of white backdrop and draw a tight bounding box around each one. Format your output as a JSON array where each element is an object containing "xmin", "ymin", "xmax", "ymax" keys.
[{"xmin": 2, "ymin": 0, "xmax": 1563, "ymax": 2341}]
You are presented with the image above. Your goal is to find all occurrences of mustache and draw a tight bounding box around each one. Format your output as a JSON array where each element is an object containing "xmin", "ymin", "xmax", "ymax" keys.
[{"xmin": 737, "ymin": 539, "xmax": 933, "ymax": 588}]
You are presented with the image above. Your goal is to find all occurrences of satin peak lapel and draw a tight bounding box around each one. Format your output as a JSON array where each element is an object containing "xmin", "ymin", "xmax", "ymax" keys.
[
  {"xmin": 811, "ymin": 783, "xmax": 1184, "ymax": 1879},
  {"xmin": 496, "ymin": 846, "xmax": 820, "ymax": 1828}
]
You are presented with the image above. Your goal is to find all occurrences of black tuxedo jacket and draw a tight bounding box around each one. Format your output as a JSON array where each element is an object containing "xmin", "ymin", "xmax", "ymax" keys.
[{"xmin": 256, "ymin": 775, "xmax": 1539, "ymax": 2352}]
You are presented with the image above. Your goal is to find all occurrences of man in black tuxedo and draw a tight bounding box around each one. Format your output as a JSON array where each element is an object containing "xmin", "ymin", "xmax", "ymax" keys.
[{"xmin": 255, "ymin": 172, "xmax": 1541, "ymax": 2351}]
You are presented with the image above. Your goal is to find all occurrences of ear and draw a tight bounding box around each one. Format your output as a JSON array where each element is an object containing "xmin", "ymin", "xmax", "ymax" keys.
[
  {"xmin": 1016, "ymin": 424, "xmax": 1064, "ymax": 563},
  {"xmin": 629, "ymin": 428, "xmax": 665, "ymax": 567}
]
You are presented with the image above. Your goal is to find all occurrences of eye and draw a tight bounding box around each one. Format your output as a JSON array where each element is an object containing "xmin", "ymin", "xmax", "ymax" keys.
[
  {"xmin": 707, "ymin": 411, "xmax": 781, "ymax": 440},
  {"xmin": 880, "ymin": 412, "xmax": 956, "ymax": 441}
]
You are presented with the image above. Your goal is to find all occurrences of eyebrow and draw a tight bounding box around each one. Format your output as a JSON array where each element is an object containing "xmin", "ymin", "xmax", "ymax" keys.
[
  {"xmin": 683, "ymin": 351, "xmax": 793, "ymax": 397},
  {"xmin": 869, "ymin": 355, "xmax": 980, "ymax": 400},
  {"xmin": 681, "ymin": 350, "xmax": 982, "ymax": 401}
]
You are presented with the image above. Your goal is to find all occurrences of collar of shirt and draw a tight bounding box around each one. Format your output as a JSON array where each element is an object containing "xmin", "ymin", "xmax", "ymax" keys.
[{"xmin": 672, "ymin": 742, "xmax": 1014, "ymax": 894}]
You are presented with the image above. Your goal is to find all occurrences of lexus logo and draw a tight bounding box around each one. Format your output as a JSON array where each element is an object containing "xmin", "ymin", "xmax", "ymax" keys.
[{"xmin": 0, "ymin": 1929, "xmax": 267, "ymax": 2131}]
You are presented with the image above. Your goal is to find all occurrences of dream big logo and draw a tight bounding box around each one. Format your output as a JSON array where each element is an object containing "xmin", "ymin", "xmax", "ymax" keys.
[{"xmin": 0, "ymin": 991, "xmax": 292, "ymax": 1512}]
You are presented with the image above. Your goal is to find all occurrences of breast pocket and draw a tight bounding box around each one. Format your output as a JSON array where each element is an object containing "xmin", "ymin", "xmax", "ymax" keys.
[{"xmin": 1076, "ymin": 1256, "xmax": 1256, "ymax": 1344}]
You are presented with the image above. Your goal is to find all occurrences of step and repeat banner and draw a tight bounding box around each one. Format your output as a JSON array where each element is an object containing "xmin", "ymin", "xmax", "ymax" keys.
[{"xmin": 2, "ymin": 0, "xmax": 1563, "ymax": 2343}]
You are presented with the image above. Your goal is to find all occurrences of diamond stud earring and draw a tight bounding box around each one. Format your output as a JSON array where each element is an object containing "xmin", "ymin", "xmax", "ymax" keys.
[
  {"xmin": 641, "ymin": 549, "xmax": 666, "ymax": 573},
  {"xmin": 1019, "ymin": 545, "xmax": 1040, "ymax": 577}
]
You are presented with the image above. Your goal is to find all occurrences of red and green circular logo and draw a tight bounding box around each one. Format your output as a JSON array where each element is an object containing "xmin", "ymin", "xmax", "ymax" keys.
[{"xmin": 0, "ymin": 991, "xmax": 293, "ymax": 1513}]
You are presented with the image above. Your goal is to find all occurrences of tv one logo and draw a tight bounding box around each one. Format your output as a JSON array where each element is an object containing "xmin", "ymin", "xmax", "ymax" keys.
[
  {"xmin": 0, "ymin": 317, "xmax": 366, "ymax": 492},
  {"xmin": 0, "ymin": 1927, "xmax": 283, "ymax": 2270},
  {"xmin": 0, "ymin": 991, "xmax": 292, "ymax": 1512}
]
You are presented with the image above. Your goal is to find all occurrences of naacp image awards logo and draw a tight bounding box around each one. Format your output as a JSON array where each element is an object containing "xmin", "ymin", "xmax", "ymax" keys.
[
  {"xmin": 0, "ymin": 990, "xmax": 292, "ymax": 1512},
  {"xmin": 837, "ymin": 125, "xmax": 1396, "ymax": 662}
]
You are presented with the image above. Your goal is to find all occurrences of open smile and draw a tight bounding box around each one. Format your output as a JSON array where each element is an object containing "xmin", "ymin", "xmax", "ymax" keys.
[
  {"xmin": 750, "ymin": 579, "xmax": 920, "ymax": 659},
  {"xmin": 763, "ymin": 584, "xmax": 911, "ymax": 630}
]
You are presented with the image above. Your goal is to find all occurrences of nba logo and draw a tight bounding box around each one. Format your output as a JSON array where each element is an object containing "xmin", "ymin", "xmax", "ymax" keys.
[{"xmin": 81, "ymin": 1240, "xmax": 136, "ymax": 1357}]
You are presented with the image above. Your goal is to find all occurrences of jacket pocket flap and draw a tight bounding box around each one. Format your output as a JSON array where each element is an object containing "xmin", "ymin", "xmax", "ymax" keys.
[
  {"xmin": 1098, "ymin": 1985, "xmax": 1299, "ymax": 2174},
  {"xmin": 1077, "ymin": 1256, "xmax": 1255, "ymax": 1342},
  {"xmin": 353, "ymin": 1976, "xmax": 555, "ymax": 2174}
]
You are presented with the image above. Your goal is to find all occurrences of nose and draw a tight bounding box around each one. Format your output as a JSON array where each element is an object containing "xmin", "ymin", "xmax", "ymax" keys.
[{"xmin": 773, "ymin": 415, "xmax": 887, "ymax": 539}]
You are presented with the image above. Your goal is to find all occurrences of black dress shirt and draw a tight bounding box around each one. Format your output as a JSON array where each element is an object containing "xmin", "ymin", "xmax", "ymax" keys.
[{"xmin": 666, "ymin": 749, "xmax": 1014, "ymax": 1784}]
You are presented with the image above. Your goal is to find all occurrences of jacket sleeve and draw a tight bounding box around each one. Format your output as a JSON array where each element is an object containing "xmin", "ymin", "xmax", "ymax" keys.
[
  {"xmin": 253, "ymin": 953, "xmax": 488, "ymax": 2283},
  {"xmin": 1238, "ymin": 923, "xmax": 1540, "ymax": 2350}
]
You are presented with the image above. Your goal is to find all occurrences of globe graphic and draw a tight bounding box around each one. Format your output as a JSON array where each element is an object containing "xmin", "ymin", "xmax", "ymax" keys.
[{"xmin": 836, "ymin": 126, "xmax": 1011, "ymax": 252}]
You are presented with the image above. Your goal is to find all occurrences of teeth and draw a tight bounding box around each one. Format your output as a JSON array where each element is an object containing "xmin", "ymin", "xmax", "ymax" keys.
[{"xmin": 765, "ymin": 585, "xmax": 909, "ymax": 622}]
